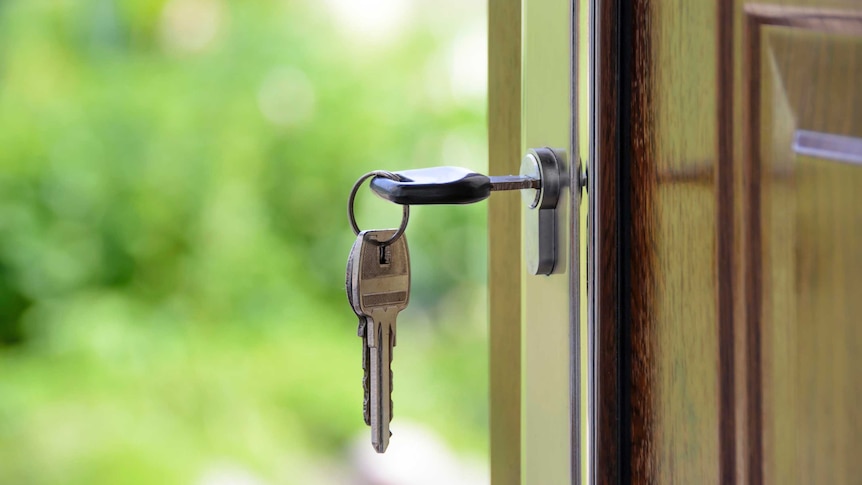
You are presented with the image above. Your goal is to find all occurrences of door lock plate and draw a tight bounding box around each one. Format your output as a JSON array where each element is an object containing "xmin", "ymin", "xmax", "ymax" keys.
[{"xmin": 521, "ymin": 147, "xmax": 563, "ymax": 275}]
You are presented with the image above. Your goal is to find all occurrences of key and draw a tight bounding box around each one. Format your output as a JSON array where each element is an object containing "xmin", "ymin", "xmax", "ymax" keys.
[
  {"xmin": 345, "ymin": 234, "xmax": 372, "ymax": 426},
  {"xmin": 353, "ymin": 229, "xmax": 410, "ymax": 453},
  {"xmin": 368, "ymin": 166, "xmax": 540, "ymax": 205}
]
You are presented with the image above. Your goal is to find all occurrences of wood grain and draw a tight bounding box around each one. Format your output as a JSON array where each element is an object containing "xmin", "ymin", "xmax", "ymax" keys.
[
  {"xmin": 743, "ymin": 5, "xmax": 862, "ymax": 483},
  {"xmin": 742, "ymin": 8, "xmax": 764, "ymax": 483},
  {"xmin": 598, "ymin": 0, "xmax": 729, "ymax": 482},
  {"xmin": 716, "ymin": 0, "xmax": 738, "ymax": 482},
  {"xmin": 592, "ymin": 1, "xmax": 862, "ymax": 483},
  {"xmin": 594, "ymin": 0, "xmax": 621, "ymax": 482},
  {"xmin": 622, "ymin": 0, "xmax": 659, "ymax": 481},
  {"xmin": 488, "ymin": 1, "xmax": 521, "ymax": 483},
  {"xmin": 629, "ymin": 1, "xmax": 723, "ymax": 483}
]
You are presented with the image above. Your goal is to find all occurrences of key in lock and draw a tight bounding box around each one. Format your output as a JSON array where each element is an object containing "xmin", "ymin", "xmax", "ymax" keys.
[{"xmin": 368, "ymin": 147, "xmax": 568, "ymax": 275}]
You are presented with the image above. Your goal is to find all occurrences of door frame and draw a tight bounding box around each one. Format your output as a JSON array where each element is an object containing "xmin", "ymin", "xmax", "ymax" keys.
[{"xmin": 489, "ymin": 0, "xmax": 585, "ymax": 483}]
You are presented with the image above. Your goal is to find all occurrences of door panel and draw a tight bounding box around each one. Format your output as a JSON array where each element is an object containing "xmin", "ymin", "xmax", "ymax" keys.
[{"xmin": 747, "ymin": 8, "xmax": 862, "ymax": 483}]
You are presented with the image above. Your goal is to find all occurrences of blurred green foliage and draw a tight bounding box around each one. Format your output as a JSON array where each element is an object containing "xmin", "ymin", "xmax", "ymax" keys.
[{"xmin": 0, "ymin": 0, "xmax": 488, "ymax": 483}]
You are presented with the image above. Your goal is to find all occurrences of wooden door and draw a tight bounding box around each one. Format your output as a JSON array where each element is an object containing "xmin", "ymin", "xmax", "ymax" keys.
[{"xmin": 592, "ymin": 1, "xmax": 862, "ymax": 484}]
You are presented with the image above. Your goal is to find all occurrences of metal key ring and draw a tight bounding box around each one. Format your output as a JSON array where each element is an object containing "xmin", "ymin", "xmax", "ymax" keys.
[{"xmin": 348, "ymin": 170, "xmax": 410, "ymax": 246}]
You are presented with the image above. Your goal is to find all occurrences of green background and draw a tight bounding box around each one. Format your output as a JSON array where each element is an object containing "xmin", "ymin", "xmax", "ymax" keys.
[{"xmin": 0, "ymin": 1, "xmax": 488, "ymax": 483}]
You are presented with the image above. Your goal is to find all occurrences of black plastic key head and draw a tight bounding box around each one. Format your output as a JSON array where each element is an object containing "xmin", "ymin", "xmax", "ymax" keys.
[{"xmin": 369, "ymin": 166, "xmax": 491, "ymax": 205}]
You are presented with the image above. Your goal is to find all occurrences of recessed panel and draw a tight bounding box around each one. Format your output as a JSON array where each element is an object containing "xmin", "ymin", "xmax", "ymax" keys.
[{"xmin": 755, "ymin": 19, "xmax": 862, "ymax": 485}]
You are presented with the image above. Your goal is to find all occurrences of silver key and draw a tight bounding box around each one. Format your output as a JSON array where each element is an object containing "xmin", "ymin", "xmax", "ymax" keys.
[
  {"xmin": 346, "ymin": 234, "xmax": 372, "ymax": 426},
  {"xmin": 352, "ymin": 229, "xmax": 410, "ymax": 453}
]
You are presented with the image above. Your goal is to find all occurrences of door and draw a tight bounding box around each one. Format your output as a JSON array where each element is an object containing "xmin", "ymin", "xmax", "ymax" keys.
[
  {"xmin": 490, "ymin": 0, "xmax": 862, "ymax": 484},
  {"xmin": 591, "ymin": 0, "xmax": 862, "ymax": 484}
]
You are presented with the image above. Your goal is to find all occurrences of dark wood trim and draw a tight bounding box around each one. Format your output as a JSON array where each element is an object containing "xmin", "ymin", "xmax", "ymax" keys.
[
  {"xmin": 622, "ymin": 1, "xmax": 657, "ymax": 483},
  {"xmin": 743, "ymin": 10, "xmax": 764, "ymax": 485},
  {"xmin": 595, "ymin": 0, "xmax": 622, "ymax": 482},
  {"xmin": 716, "ymin": 0, "xmax": 737, "ymax": 483},
  {"xmin": 488, "ymin": 1, "xmax": 521, "ymax": 483}
]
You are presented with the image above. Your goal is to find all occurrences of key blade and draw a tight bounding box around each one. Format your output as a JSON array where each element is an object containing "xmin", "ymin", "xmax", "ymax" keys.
[
  {"xmin": 368, "ymin": 316, "xmax": 394, "ymax": 453},
  {"xmin": 488, "ymin": 174, "xmax": 540, "ymax": 191}
]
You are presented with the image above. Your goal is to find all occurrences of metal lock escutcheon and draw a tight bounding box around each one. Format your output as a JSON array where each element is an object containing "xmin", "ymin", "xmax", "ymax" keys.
[{"xmin": 520, "ymin": 147, "xmax": 562, "ymax": 276}]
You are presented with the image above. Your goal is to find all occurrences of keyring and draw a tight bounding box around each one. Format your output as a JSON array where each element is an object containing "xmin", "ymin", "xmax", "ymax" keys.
[{"xmin": 348, "ymin": 170, "xmax": 410, "ymax": 246}]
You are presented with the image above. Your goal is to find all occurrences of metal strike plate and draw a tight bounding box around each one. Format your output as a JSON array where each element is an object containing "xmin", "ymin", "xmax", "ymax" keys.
[{"xmin": 521, "ymin": 147, "xmax": 562, "ymax": 275}]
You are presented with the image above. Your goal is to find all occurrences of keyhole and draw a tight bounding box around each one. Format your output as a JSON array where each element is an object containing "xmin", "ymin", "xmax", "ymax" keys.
[{"xmin": 379, "ymin": 245, "xmax": 390, "ymax": 265}]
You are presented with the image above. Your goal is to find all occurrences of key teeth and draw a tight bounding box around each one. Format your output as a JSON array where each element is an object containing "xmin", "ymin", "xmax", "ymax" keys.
[{"xmin": 362, "ymin": 330, "xmax": 371, "ymax": 426}]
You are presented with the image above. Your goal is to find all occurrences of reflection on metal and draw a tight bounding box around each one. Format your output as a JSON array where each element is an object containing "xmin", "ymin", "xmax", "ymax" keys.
[
  {"xmin": 521, "ymin": 148, "xmax": 563, "ymax": 275},
  {"xmin": 793, "ymin": 130, "xmax": 862, "ymax": 165}
]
